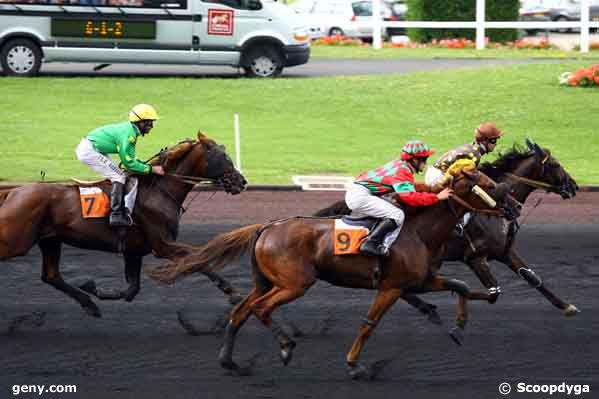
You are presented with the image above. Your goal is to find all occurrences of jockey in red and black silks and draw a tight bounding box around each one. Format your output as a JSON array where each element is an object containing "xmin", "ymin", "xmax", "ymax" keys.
[{"xmin": 345, "ymin": 140, "xmax": 453, "ymax": 257}]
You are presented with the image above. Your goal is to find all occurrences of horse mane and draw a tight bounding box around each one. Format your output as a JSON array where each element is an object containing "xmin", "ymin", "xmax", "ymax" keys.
[
  {"xmin": 147, "ymin": 139, "xmax": 196, "ymax": 166},
  {"xmin": 478, "ymin": 143, "xmax": 534, "ymax": 180}
]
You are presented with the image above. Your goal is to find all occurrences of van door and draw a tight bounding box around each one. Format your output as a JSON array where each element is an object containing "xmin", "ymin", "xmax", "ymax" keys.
[{"xmin": 194, "ymin": 0, "xmax": 269, "ymax": 65}]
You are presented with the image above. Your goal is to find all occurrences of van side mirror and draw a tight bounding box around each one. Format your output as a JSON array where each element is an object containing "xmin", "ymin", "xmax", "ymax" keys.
[{"xmin": 247, "ymin": 0, "xmax": 262, "ymax": 10}]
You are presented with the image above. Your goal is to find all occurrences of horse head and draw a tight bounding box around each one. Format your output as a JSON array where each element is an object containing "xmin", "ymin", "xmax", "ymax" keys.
[
  {"xmin": 159, "ymin": 131, "xmax": 247, "ymax": 195},
  {"xmin": 451, "ymin": 169, "xmax": 521, "ymax": 221},
  {"xmin": 523, "ymin": 139, "xmax": 578, "ymax": 199}
]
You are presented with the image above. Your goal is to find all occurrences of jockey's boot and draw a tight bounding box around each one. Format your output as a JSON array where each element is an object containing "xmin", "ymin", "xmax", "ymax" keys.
[
  {"xmin": 360, "ymin": 218, "xmax": 398, "ymax": 257},
  {"xmin": 109, "ymin": 182, "xmax": 131, "ymax": 227}
]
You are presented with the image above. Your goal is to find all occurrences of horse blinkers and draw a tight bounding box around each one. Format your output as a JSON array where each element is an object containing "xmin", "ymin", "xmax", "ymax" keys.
[{"xmin": 202, "ymin": 143, "xmax": 247, "ymax": 195}]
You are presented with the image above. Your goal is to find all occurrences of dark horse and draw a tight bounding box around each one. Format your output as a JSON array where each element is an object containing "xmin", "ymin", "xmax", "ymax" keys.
[
  {"xmin": 0, "ymin": 132, "xmax": 246, "ymax": 318},
  {"xmin": 149, "ymin": 170, "xmax": 520, "ymax": 379},
  {"xmin": 314, "ymin": 139, "xmax": 580, "ymax": 338}
]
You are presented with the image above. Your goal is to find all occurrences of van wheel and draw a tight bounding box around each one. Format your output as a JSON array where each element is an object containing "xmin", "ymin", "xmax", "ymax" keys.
[
  {"xmin": 243, "ymin": 46, "xmax": 283, "ymax": 78},
  {"xmin": 329, "ymin": 27, "xmax": 344, "ymax": 36},
  {"xmin": 1, "ymin": 38, "xmax": 42, "ymax": 77}
]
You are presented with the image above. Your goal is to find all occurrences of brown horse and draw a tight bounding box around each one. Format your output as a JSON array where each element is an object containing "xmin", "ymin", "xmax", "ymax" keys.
[
  {"xmin": 0, "ymin": 131, "xmax": 246, "ymax": 318},
  {"xmin": 314, "ymin": 140, "xmax": 580, "ymax": 338},
  {"xmin": 149, "ymin": 170, "xmax": 520, "ymax": 379}
]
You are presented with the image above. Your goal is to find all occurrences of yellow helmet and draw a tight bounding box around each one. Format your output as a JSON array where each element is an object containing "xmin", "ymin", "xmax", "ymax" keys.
[{"xmin": 129, "ymin": 104, "xmax": 160, "ymax": 122}]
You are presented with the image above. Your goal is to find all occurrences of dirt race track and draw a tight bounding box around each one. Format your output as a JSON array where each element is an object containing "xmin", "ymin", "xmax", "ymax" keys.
[{"xmin": 1, "ymin": 190, "xmax": 597, "ymax": 399}]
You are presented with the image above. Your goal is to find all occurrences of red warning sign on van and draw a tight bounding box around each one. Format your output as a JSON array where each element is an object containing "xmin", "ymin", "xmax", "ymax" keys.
[{"xmin": 208, "ymin": 9, "xmax": 234, "ymax": 36}]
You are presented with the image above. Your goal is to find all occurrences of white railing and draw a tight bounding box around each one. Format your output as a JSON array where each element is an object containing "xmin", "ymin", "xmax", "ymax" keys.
[{"xmin": 370, "ymin": 0, "xmax": 597, "ymax": 52}]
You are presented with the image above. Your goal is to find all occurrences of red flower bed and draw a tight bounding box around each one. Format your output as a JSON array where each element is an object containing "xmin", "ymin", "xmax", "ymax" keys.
[{"xmin": 561, "ymin": 64, "xmax": 599, "ymax": 87}]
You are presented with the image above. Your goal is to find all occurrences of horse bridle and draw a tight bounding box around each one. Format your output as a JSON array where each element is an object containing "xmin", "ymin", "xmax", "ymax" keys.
[{"xmin": 504, "ymin": 153, "xmax": 571, "ymax": 196}]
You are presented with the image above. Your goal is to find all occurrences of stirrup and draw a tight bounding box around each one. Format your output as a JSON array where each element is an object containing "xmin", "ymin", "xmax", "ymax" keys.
[{"xmin": 109, "ymin": 211, "xmax": 132, "ymax": 227}]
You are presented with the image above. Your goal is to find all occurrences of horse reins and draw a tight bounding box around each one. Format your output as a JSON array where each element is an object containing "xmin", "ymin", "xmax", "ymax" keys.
[
  {"xmin": 504, "ymin": 173, "xmax": 559, "ymax": 192},
  {"xmin": 448, "ymin": 194, "xmax": 504, "ymax": 217}
]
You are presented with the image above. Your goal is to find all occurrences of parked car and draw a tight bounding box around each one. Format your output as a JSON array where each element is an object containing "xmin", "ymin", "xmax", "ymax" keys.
[
  {"xmin": 384, "ymin": 0, "xmax": 407, "ymax": 36},
  {"xmin": 520, "ymin": 0, "xmax": 599, "ymax": 34},
  {"xmin": 291, "ymin": 0, "xmax": 392, "ymax": 39}
]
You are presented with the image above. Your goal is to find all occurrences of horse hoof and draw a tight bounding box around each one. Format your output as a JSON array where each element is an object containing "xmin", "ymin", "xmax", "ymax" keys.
[
  {"xmin": 347, "ymin": 363, "xmax": 372, "ymax": 380},
  {"xmin": 428, "ymin": 309, "xmax": 442, "ymax": 325},
  {"xmin": 564, "ymin": 304, "xmax": 580, "ymax": 317},
  {"xmin": 95, "ymin": 288, "xmax": 123, "ymax": 300},
  {"xmin": 280, "ymin": 341, "xmax": 296, "ymax": 366},
  {"xmin": 83, "ymin": 304, "xmax": 102, "ymax": 318},
  {"xmin": 449, "ymin": 327, "xmax": 464, "ymax": 346}
]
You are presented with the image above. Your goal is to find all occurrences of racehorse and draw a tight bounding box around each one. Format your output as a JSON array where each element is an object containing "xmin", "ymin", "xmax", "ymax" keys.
[
  {"xmin": 0, "ymin": 131, "xmax": 247, "ymax": 318},
  {"xmin": 314, "ymin": 139, "xmax": 580, "ymax": 340},
  {"xmin": 149, "ymin": 170, "xmax": 520, "ymax": 378}
]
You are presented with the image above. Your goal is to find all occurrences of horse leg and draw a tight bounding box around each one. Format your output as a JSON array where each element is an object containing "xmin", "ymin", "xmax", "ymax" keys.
[
  {"xmin": 202, "ymin": 270, "xmax": 243, "ymax": 304},
  {"xmin": 79, "ymin": 255, "xmax": 143, "ymax": 301},
  {"xmin": 465, "ymin": 256, "xmax": 502, "ymax": 303},
  {"xmin": 418, "ymin": 275, "xmax": 471, "ymax": 346},
  {"xmin": 39, "ymin": 238, "xmax": 101, "ymax": 318},
  {"xmin": 503, "ymin": 249, "xmax": 579, "ymax": 316},
  {"xmin": 220, "ymin": 284, "xmax": 271, "ymax": 373},
  {"xmin": 400, "ymin": 293, "xmax": 442, "ymax": 325},
  {"xmin": 250, "ymin": 285, "xmax": 313, "ymax": 367},
  {"xmin": 122, "ymin": 255, "xmax": 142, "ymax": 301},
  {"xmin": 346, "ymin": 288, "xmax": 402, "ymax": 379}
]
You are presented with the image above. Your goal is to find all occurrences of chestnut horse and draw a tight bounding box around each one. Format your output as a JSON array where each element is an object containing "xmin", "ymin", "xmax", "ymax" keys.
[
  {"xmin": 149, "ymin": 170, "xmax": 520, "ymax": 378},
  {"xmin": 0, "ymin": 132, "xmax": 246, "ymax": 318},
  {"xmin": 314, "ymin": 140, "xmax": 580, "ymax": 339}
]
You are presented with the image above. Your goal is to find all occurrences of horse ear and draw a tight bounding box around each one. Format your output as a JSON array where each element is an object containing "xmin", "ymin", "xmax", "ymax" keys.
[
  {"xmin": 525, "ymin": 138, "xmax": 536, "ymax": 152},
  {"xmin": 533, "ymin": 142, "xmax": 545, "ymax": 159},
  {"xmin": 197, "ymin": 130, "xmax": 207, "ymax": 141}
]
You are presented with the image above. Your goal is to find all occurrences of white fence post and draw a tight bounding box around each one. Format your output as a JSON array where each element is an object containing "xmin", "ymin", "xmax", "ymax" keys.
[
  {"xmin": 475, "ymin": 0, "xmax": 486, "ymax": 50},
  {"xmin": 581, "ymin": 0, "xmax": 590, "ymax": 53},
  {"xmin": 372, "ymin": 0, "xmax": 382, "ymax": 50},
  {"xmin": 234, "ymin": 113, "xmax": 242, "ymax": 173}
]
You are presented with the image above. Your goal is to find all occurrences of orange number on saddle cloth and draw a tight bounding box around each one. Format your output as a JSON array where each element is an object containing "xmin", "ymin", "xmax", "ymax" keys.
[
  {"xmin": 334, "ymin": 219, "xmax": 369, "ymax": 255},
  {"xmin": 79, "ymin": 187, "xmax": 110, "ymax": 218}
]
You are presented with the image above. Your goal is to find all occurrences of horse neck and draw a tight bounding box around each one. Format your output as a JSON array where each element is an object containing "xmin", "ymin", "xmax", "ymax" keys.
[
  {"xmin": 499, "ymin": 159, "xmax": 540, "ymax": 204},
  {"xmin": 140, "ymin": 152, "xmax": 197, "ymax": 212},
  {"xmin": 403, "ymin": 201, "xmax": 465, "ymax": 251}
]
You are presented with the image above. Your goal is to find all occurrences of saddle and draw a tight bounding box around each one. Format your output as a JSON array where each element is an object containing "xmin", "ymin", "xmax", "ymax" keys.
[{"xmin": 340, "ymin": 214, "xmax": 378, "ymax": 230}]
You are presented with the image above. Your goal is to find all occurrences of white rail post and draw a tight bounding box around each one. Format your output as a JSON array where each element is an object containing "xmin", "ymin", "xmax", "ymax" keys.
[
  {"xmin": 372, "ymin": 0, "xmax": 382, "ymax": 50},
  {"xmin": 475, "ymin": 0, "xmax": 486, "ymax": 50},
  {"xmin": 580, "ymin": 0, "xmax": 590, "ymax": 53},
  {"xmin": 234, "ymin": 113, "xmax": 242, "ymax": 173}
]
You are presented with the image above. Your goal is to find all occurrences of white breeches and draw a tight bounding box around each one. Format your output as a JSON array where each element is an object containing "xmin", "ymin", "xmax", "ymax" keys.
[{"xmin": 76, "ymin": 138, "xmax": 138, "ymax": 213}]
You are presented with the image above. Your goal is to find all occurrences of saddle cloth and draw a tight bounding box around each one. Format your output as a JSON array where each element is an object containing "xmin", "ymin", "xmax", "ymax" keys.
[
  {"xmin": 77, "ymin": 179, "xmax": 138, "ymax": 219},
  {"xmin": 79, "ymin": 187, "xmax": 110, "ymax": 218},
  {"xmin": 334, "ymin": 218, "xmax": 373, "ymax": 255}
]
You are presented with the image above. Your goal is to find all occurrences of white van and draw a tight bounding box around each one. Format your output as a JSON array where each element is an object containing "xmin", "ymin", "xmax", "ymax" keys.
[{"xmin": 0, "ymin": 0, "xmax": 310, "ymax": 77}]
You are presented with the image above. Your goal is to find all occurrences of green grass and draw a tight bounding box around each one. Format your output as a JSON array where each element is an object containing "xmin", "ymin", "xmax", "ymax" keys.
[
  {"xmin": 311, "ymin": 45, "xmax": 599, "ymax": 59},
  {"xmin": 1, "ymin": 61, "xmax": 598, "ymax": 185}
]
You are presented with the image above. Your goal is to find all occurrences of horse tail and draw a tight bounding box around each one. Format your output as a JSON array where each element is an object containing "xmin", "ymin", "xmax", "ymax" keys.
[
  {"xmin": 313, "ymin": 200, "xmax": 351, "ymax": 217},
  {"xmin": 148, "ymin": 223, "xmax": 263, "ymax": 284}
]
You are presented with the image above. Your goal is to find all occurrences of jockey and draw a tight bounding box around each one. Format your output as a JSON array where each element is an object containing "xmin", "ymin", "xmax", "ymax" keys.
[
  {"xmin": 345, "ymin": 140, "xmax": 453, "ymax": 257},
  {"xmin": 425, "ymin": 122, "xmax": 504, "ymax": 187},
  {"xmin": 75, "ymin": 104, "xmax": 165, "ymax": 226},
  {"xmin": 424, "ymin": 122, "xmax": 504, "ymax": 234}
]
